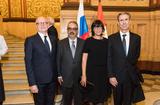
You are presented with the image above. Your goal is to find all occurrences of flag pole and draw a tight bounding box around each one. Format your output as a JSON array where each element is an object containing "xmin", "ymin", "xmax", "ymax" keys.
[{"xmin": 97, "ymin": 0, "xmax": 108, "ymax": 38}]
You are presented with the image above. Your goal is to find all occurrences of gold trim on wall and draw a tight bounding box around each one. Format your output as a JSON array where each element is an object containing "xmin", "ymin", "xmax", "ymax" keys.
[
  {"xmin": 10, "ymin": 0, "xmax": 23, "ymax": 17},
  {"xmin": 0, "ymin": 0, "xmax": 9, "ymax": 18},
  {"xmin": 91, "ymin": 0, "xmax": 149, "ymax": 7},
  {"xmin": 26, "ymin": 0, "xmax": 63, "ymax": 18}
]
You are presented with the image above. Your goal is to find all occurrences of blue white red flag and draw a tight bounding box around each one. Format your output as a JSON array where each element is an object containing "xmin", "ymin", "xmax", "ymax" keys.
[{"xmin": 77, "ymin": 0, "xmax": 89, "ymax": 40}]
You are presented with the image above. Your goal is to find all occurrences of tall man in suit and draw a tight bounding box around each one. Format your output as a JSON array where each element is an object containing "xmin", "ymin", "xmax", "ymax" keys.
[
  {"xmin": 57, "ymin": 21, "xmax": 84, "ymax": 105},
  {"xmin": 0, "ymin": 35, "xmax": 8, "ymax": 105},
  {"xmin": 108, "ymin": 12, "xmax": 145, "ymax": 105},
  {"xmin": 24, "ymin": 16, "xmax": 57, "ymax": 105},
  {"xmin": 47, "ymin": 17, "xmax": 59, "ymax": 41}
]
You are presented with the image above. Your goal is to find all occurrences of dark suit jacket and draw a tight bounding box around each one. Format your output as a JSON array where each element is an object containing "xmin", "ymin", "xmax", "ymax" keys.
[
  {"xmin": 24, "ymin": 33, "xmax": 57, "ymax": 86},
  {"xmin": 108, "ymin": 31, "xmax": 145, "ymax": 102},
  {"xmin": 48, "ymin": 25, "xmax": 58, "ymax": 41},
  {"xmin": 57, "ymin": 38, "xmax": 84, "ymax": 88}
]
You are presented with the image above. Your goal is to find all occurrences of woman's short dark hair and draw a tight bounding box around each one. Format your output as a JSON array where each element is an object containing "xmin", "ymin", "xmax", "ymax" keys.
[{"xmin": 91, "ymin": 20, "xmax": 105, "ymax": 36}]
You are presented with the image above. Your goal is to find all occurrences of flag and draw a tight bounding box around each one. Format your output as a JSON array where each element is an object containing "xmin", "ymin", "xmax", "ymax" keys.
[
  {"xmin": 77, "ymin": 0, "xmax": 89, "ymax": 40},
  {"xmin": 97, "ymin": 0, "xmax": 108, "ymax": 38}
]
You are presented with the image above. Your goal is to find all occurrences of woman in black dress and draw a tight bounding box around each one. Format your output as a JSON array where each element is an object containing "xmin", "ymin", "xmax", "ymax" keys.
[{"xmin": 81, "ymin": 20, "xmax": 111, "ymax": 105}]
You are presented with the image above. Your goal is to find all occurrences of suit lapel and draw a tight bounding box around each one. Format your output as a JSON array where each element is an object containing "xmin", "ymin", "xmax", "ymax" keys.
[
  {"xmin": 35, "ymin": 33, "xmax": 51, "ymax": 54},
  {"xmin": 74, "ymin": 38, "xmax": 81, "ymax": 60},
  {"xmin": 127, "ymin": 33, "xmax": 134, "ymax": 57},
  {"xmin": 49, "ymin": 35, "xmax": 54, "ymax": 54}
]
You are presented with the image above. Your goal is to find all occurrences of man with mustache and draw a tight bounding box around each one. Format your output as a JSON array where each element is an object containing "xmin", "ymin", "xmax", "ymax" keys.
[{"xmin": 57, "ymin": 21, "xmax": 84, "ymax": 105}]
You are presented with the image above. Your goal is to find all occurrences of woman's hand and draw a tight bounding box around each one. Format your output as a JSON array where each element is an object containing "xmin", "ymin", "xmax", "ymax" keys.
[{"xmin": 80, "ymin": 75, "xmax": 87, "ymax": 87}]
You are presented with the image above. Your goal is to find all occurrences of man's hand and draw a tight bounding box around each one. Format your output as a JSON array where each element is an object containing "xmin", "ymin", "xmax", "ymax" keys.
[
  {"xmin": 58, "ymin": 76, "xmax": 63, "ymax": 85},
  {"xmin": 109, "ymin": 77, "xmax": 118, "ymax": 87},
  {"xmin": 30, "ymin": 85, "xmax": 38, "ymax": 93}
]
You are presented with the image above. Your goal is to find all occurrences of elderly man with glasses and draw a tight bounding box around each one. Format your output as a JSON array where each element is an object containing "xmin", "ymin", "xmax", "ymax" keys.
[{"xmin": 24, "ymin": 16, "xmax": 57, "ymax": 105}]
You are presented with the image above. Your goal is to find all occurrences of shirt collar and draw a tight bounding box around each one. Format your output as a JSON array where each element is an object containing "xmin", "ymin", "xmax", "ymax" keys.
[
  {"xmin": 38, "ymin": 32, "xmax": 48, "ymax": 39},
  {"xmin": 68, "ymin": 37, "xmax": 77, "ymax": 47},
  {"xmin": 69, "ymin": 37, "xmax": 77, "ymax": 43},
  {"xmin": 120, "ymin": 31, "xmax": 130, "ymax": 37}
]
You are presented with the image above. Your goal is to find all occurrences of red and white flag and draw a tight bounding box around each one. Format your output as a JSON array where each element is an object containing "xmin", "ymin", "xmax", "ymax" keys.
[{"xmin": 97, "ymin": 0, "xmax": 108, "ymax": 38}]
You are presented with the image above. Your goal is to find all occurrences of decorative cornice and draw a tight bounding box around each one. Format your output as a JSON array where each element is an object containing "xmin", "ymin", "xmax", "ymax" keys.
[
  {"xmin": 3, "ymin": 18, "xmax": 60, "ymax": 22},
  {"xmin": 62, "ymin": 3, "xmax": 160, "ymax": 12},
  {"xmin": 61, "ymin": 3, "xmax": 91, "ymax": 10}
]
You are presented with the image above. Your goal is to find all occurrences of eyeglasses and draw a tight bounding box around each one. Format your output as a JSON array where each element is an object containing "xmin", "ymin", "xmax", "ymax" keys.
[
  {"xmin": 67, "ymin": 27, "xmax": 78, "ymax": 31},
  {"xmin": 36, "ymin": 22, "xmax": 48, "ymax": 25}
]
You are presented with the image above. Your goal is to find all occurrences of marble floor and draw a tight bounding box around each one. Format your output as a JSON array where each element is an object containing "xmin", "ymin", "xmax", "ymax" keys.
[
  {"xmin": 54, "ymin": 74, "xmax": 160, "ymax": 105},
  {"xmin": 136, "ymin": 74, "xmax": 160, "ymax": 105}
]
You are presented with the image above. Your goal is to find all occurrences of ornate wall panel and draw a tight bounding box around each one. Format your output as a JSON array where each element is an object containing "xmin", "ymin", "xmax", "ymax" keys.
[
  {"xmin": 137, "ymin": 24, "xmax": 149, "ymax": 60},
  {"xmin": 26, "ymin": 0, "xmax": 63, "ymax": 18},
  {"xmin": 150, "ymin": 0, "xmax": 160, "ymax": 5},
  {"xmin": 0, "ymin": 0, "xmax": 9, "ymax": 18},
  {"xmin": 63, "ymin": 0, "xmax": 90, "ymax": 3},
  {"xmin": 91, "ymin": 0, "xmax": 149, "ymax": 7},
  {"xmin": 153, "ymin": 23, "xmax": 160, "ymax": 61},
  {"xmin": 64, "ymin": 0, "xmax": 78, "ymax": 2},
  {"xmin": 10, "ymin": 0, "xmax": 23, "ymax": 17}
]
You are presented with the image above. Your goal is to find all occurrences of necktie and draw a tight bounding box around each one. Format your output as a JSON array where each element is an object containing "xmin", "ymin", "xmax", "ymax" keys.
[
  {"xmin": 44, "ymin": 36, "xmax": 50, "ymax": 52},
  {"xmin": 122, "ymin": 34, "xmax": 127, "ymax": 55},
  {"xmin": 71, "ymin": 41, "xmax": 76, "ymax": 58}
]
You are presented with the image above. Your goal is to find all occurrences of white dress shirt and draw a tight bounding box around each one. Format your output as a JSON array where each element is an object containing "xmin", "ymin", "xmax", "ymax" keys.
[
  {"xmin": 0, "ymin": 35, "xmax": 8, "ymax": 60},
  {"xmin": 120, "ymin": 31, "xmax": 130, "ymax": 55},
  {"xmin": 69, "ymin": 38, "xmax": 77, "ymax": 49},
  {"xmin": 38, "ymin": 32, "xmax": 52, "ymax": 51}
]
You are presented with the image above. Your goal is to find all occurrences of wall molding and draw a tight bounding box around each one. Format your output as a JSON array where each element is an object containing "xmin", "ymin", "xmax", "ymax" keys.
[
  {"xmin": 138, "ymin": 61, "xmax": 160, "ymax": 71},
  {"xmin": 3, "ymin": 18, "xmax": 60, "ymax": 22},
  {"xmin": 62, "ymin": 4, "xmax": 160, "ymax": 12}
]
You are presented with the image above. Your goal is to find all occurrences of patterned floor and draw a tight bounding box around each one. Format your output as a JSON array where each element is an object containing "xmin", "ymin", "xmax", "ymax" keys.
[
  {"xmin": 55, "ymin": 74, "xmax": 160, "ymax": 105},
  {"xmin": 136, "ymin": 74, "xmax": 160, "ymax": 105},
  {"xmin": 142, "ymin": 74, "xmax": 160, "ymax": 93}
]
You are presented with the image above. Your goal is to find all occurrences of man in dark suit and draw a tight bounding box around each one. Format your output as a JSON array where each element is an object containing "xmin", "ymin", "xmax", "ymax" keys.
[
  {"xmin": 108, "ymin": 12, "xmax": 145, "ymax": 105},
  {"xmin": 0, "ymin": 35, "xmax": 8, "ymax": 105},
  {"xmin": 47, "ymin": 17, "xmax": 59, "ymax": 41},
  {"xmin": 24, "ymin": 16, "xmax": 57, "ymax": 105},
  {"xmin": 57, "ymin": 21, "xmax": 84, "ymax": 105}
]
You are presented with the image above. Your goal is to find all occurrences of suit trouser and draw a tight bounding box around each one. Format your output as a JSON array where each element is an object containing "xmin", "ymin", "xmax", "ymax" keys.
[
  {"xmin": 113, "ymin": 81, "xmax": 133, "ymax": 105},
  {"xmin": 33, "ymin": 82, "xmax": 56, "ymax": 105},
  {"xmin": 62, "ymin": 83, "xmax": 82, "ymax": 105}
]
